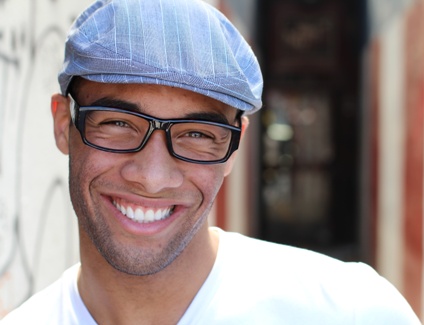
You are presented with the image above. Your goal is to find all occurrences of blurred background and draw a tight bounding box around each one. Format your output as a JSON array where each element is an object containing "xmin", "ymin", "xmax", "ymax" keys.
[{"xmin": 0, "ymin": 0, "xmax": 423, "ymax": 321}]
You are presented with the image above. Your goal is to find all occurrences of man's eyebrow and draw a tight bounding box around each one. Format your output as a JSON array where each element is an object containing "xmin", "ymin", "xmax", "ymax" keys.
[
  {"xmin": 89, "ymin": 97, "xmax": 140, "ymax": 112},
  {"xmin": 184, "ymin": 112, "xmax": 230, "ymax": 124},
  {"xmin": 88, "ymin": 97, "xmax": 233, "ymax": 124}
]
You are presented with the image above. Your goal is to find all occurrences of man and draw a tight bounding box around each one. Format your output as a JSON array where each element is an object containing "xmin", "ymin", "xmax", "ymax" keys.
[{"xmin": 1, "ymin": 0, "xmax": 421, "ymax": 324}]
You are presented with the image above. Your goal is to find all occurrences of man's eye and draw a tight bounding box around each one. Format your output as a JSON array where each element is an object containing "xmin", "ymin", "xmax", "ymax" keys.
[
  {"xmin": 185, "ymin": 131, "xmax": 210, "ymax": 139},
  {"xmin": 103, "ymin": 120, "xmax": 129, "ymax": 128}
]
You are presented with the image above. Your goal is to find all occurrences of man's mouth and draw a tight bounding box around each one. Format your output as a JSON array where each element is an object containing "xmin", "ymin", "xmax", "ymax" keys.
[{"xmin": 112, "ymin": 199, "xmax": 175, "ymax": 223}]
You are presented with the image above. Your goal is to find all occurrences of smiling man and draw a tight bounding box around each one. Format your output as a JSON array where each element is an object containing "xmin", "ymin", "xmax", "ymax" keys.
[{"xmin": 0, "ymin": 0, "xmax": 421, "ymax": 324}]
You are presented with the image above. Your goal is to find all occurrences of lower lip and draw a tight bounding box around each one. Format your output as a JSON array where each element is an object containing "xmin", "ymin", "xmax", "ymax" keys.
[{"xmin": 103, "ymin": 196, "xmax": 181, "ymax": 236}]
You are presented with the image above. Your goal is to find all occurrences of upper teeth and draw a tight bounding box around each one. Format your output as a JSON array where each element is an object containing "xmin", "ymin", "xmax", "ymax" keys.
[{"xmin": 113, "ymin": 201, "xmax": 173, "ymax": 223}]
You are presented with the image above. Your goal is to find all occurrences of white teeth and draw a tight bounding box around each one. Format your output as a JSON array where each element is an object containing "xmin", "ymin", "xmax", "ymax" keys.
[
  {"xmin": 113, "ymin": 201, "xmax": 173, "ymax": 223},
  {"xmin": 127, "ymin": 207, "xmax": 135, "ymax": 220},
  {"xmin": 155, "ymin": 210, "xmax": 163, "ymax": 221},
  {"xmin": 145, "ymin": 210, "xmax": 155, "ymax": 222},
  {"xmin": 135, "ymin": 208, "xmax": 144, "ymax": 222}
]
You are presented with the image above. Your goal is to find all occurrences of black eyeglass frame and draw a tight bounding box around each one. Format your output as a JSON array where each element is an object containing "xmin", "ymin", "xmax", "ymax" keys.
[{"xmin": 70, "ymin": 96, "xmax": 242, "ymax": 164}]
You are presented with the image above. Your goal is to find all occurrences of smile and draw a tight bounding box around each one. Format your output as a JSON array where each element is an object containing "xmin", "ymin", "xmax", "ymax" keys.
[{"xmin": 112, "ymin": 199, "xmax": 175, "ymax": 223}]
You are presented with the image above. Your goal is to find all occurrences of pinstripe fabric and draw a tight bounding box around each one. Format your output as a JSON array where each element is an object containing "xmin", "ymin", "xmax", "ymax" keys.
[{"xmin": 58, "ymin": 0, "xmax": 263, "ymax": 113}]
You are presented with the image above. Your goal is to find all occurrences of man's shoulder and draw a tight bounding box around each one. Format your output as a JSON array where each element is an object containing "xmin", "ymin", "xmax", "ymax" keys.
[
  {"xmin": 219, "ymin": 228, "xmax": 347, "ymax": 268},
  {"xmin": 189, "ymin": 225, "xmax": 422, "ymax": 324},
  {"xmin": 218, "ymin": 229, "xmax": 391, "ymax": 292},
  {"xmin": 213, "ymin": 229, "xmax": 421, "ymax": 324},
  {"xmin": 0, "ymin": 264, "xmax": 82, "ymax": 324}
]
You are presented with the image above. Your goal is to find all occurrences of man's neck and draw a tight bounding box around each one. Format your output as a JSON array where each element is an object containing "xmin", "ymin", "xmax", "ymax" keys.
[{"xmin": 77, "ymin": 226, "xmax": 219, "ymax": 325}]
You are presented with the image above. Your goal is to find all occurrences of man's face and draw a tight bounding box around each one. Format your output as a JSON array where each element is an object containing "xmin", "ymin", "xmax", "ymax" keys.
[{"xmin": 52, "ymin": 80, "xmax": 241, "ymax": 276}]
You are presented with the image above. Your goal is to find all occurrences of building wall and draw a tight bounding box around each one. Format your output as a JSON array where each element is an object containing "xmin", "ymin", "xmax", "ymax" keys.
[
  {"xmin": 364, "ymin": 0, "xmax": 424, "ymax": 318},
  {"xmin": 403, "ymin": 0, "xmax": 424, "ymax": 316},
  {"xmin": 0, "ymin": 0, "xmax": 99, "ymax": 317}
]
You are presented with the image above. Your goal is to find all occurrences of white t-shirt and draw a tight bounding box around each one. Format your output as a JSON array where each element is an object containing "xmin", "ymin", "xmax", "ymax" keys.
[{"xmin": 1, "ymin": 228, "xmax": 421, "ymax": 324}]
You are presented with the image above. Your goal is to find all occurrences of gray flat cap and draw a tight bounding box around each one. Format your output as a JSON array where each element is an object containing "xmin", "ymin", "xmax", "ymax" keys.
[{"xmin": 58, "ymin": 0, "xmax": 263, "ymax": 113}]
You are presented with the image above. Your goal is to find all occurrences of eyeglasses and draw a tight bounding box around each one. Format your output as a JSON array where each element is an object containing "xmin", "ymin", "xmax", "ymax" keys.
[{"xmin": 70, "ymin": 96, "xmax": 242, "ymax": 164}]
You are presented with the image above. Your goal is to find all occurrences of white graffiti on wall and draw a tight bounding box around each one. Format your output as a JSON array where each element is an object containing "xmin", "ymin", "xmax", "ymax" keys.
[{"xmin": 0, "ymin": 0, "xmax": 92, "ymax": 317}]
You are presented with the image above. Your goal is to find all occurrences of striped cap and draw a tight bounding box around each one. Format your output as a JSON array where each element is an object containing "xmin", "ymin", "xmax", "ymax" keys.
[{"xmin": 58, "ymin": 0, "xmax": 263, "ymax": 113}]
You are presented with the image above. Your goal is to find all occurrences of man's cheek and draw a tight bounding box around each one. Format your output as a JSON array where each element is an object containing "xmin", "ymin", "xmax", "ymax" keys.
[{"xmin": 198, "ymin": 167, "xmax": 226, "ymax": 199}]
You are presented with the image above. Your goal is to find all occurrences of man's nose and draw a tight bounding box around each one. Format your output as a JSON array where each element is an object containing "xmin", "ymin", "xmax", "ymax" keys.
[{"xmin": 120, "ymin": 131, "xmax": 184, "ymax": 193}]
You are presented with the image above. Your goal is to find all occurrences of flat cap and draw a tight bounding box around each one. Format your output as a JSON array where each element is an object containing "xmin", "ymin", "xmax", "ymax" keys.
[{"xmin": 58, "ymin": 0, "xmax": 263, "ymax": 113}]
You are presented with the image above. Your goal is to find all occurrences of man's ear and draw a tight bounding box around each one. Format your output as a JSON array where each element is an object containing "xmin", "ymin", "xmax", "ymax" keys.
[
  {"xmin": 224, "ymin": 116, "xmax": 249, "ymax": 177},
  {"xmin": 51, "ymin": 93, "xmax": 71, "ymax": 155}
]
